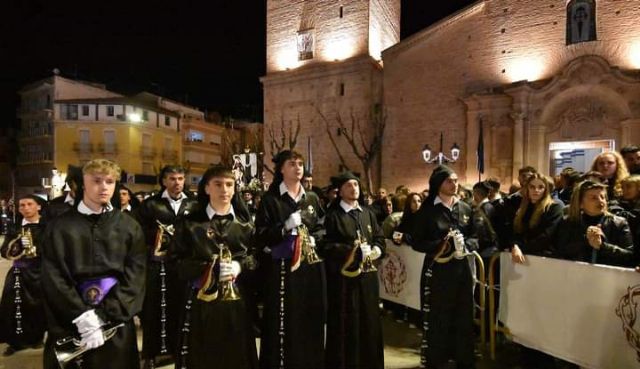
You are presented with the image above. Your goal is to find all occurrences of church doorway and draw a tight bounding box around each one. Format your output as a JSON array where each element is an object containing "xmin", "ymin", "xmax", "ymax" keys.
[{"xmin": 548, "ymin": 139, "xmax": 614, "ymax": 175}]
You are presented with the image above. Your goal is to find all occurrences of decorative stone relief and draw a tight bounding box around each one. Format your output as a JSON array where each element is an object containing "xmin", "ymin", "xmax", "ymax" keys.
[{"xmin": 548, "ymin": 98, "xmax": 608, "ymax": 138}]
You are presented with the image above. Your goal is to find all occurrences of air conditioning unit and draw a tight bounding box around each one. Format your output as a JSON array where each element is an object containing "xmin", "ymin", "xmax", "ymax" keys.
[{"xmin": 116, "ymin": 114, "xmax": 126, "ymax": 121}]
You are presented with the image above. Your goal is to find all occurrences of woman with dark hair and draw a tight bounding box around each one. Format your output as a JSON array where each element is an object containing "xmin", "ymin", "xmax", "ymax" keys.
[
  {"xmin": 556, "ymin": 181, "xmax": 634, "ymax": 267},
  {"xmin": 620, "ymin": 175, "xmax": 640, "ymax": 263},
  {"xmin": 171, "ymin": 166, "xmax": 257, "ymax": 369},
  {"xmin": 395, "ymin": 192, "xmax": 423, "ymax": 244},
  {"xmin": 255, "ymin": 150, "xmax": 326, "ymax": 369},
  {"xmin": 510, "ymin": 173, "xmax": 564, "ymax": 264}
]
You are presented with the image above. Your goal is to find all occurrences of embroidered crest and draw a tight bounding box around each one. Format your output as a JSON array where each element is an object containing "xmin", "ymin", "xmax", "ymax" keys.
[
  {"xmin": 307, "ymin": 205, "xmax": 315, "ymax": 214},
  {"xmin": 85, "ymin": 286, "xmax": 102, "ymax": 305},
  {"xmin": 367, "ymin": 225, "xmax": 373, "ymax": 234},
  {"xmin": 616, "ymin": 284, "xmax": 640, "ymax": 362}
]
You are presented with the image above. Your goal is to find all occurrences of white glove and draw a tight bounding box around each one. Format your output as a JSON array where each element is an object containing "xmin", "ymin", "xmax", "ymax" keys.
[
  {"xmin": 72, "ymin": 309, "xmax": 104, "ymax": 335},
  {"xmin": 308, "ymin": 235, "xmax": 316, "ymax": 248},
  {"xmin": 80, "ymin": 327, "xmax": 105, "ymax": 350},
  {"xmin": 219, "ymin": 260, "xmax": 241, "ymax": 282},
  {"xmin": 370, "ymin": 246, "xmax": 382, "ymax": 260},
  {"xmin": 452, "ymin": 231, "xmax": 465, "ymax": 252},
  {"xmin": 360, "ymin": 243, "xmax": 372, "ymax": 258},
  {"xmin": 284, "ymin": 211, "xmax": 302, "ymax": 231}
]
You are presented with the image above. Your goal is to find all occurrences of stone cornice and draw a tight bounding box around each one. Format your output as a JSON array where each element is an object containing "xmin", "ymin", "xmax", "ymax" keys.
[
  {"xmin": 260, "ymin": 55, "xmax": 382, "ymax": 86},
  {"xmin": 382, "ymin": 1, "xmax": 485, "ymax": 60}
]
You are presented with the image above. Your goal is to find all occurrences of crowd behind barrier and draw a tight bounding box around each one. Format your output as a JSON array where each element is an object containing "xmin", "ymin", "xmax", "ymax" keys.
[{"xmin": 0, "ymin": 145, "xmax": 639, "ymax": 368}]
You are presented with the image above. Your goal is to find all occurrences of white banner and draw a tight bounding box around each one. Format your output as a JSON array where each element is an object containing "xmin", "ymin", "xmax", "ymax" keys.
[
  {"xmin": 378, "ymin": 240, "xmax": 425, "ymax": 310},
  {"xmin": 498, "ymin": 253, "xmax": 640, "ymax": 369}
]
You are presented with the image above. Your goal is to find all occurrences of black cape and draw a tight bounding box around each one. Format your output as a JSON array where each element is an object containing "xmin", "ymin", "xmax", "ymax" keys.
[
  {"xmin": 255, "ymin": 188, "xmax": 326, "ymax": 369},
  {"xmin": 41, "ymin": 209, "xmax": 146, "ymax": 369},
  {"xmin": 171, "ymin": 205, "xmax": 258, "ymax": 369},
  {"xmin": 321, "ymin": 202, "xmax": 385, "ymax": 369},
  {"xmin": 0, "ymin": 221, "xmax": 47, "ymax": 348},
  {"xmin": 133, "ymin": 193, "xmax": 198, "ymax": 359}
]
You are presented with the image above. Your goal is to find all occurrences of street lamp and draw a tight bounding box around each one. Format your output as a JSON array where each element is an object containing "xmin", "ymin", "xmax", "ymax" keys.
[{"xmin": 422, "ymin": 132, "xmax": 461, "ymax": 165}]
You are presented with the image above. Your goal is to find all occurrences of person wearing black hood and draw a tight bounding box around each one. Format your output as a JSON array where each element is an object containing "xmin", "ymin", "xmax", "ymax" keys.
[
  {"xmin": 133, "ymin": 165, "xmax": 199, "ymax": 368},
  {"xmin": 321, "ymin": 171, "xmax": 385, "ymax": 369},
  {"xmin": 254, "ymin": 150, "xmax": 326, "ymax": 369},
  {"xmin": 408, "ymin": 165, "xmax": 479, "ymax": 369},
  {"xmin": 171, "ymin": 165, "xmax": 258, "ymax": 369},
  {"xmin": 0, "ymin": 194, "xmax": 47, "ymax": 356},
  {"xmin": 41, "ymin": 159, "xmax": 146, "ymax": 369}
]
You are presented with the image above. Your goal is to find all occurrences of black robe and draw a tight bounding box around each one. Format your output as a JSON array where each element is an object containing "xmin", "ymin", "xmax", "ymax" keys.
[
  {"xmin": 133, "ymin": 193, "xmax": 198, "ymax": 359},
  {"xmin": 0, "ymin": 222, "xmax": 47, "ymax": 348},
  {"xmin": 321, "ymin": 203, "xmax": 385, "ymax": 369},
  {"xmin": 409, "ymin": 198, "xmax": 479, "ymax": 368},
  {"xmin": 171, "ymin": 206, "xmax": 258, "ymax": 369},
  {"xmin": 255, "ymin": 188, "xmax": 326, "ymax": 369},
  {"xmin": 41, "ymin": 209, "xmax": 146, "ymax": 369}
]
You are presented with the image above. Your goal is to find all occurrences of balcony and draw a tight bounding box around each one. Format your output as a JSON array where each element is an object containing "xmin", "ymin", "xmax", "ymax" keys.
[
  {"xmin": 17, "ymin": 151, "xmax": 53, "ymax": 165},
  {"xmin": 162, "ymin": 149, "xmax": 178, "ymax": 162},
  {"xmin": 140, "ymin": 147, "xmax": 156, "ymax": 160},
  {"xmin": 98, "ymin": 143, "xmax": 119, "ymax": 155},
  {"xmin": 73, "ymin": 142, "xmax": 94, "ymax": 154}
]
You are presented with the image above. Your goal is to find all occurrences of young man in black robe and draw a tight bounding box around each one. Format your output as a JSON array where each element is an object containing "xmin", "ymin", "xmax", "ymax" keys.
[
  {"xmin": 255, "ymin": 150, "xmax": 326, "ymax": 369},
  {"xmin": 321, "ymin": 171, "xmax": 385, "ymax": 369},
  {"xmin": 0, "ymin": 194, "xmax": 47, "ymax": 356},
  {"xmin": 409, "ymin": 165, "xmax": 479, "ymax": 369},
  {"xmin": 171, "ymin": 166, "xmax": 258, "ymax": 369},
  {"xmin": 41, "ymin": 159, "xmax": 146, "ymax": 369},
  {"xmin": 134, "ymin": 165, "xmax": 198, "ymax": 368}
]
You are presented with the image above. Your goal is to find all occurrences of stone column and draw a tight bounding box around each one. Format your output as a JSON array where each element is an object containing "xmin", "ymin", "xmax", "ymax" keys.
[
  {"xmin": 510, "ymin": 111, "xmax": 525, "ymax": 181},
  {"xmin": 528, "ymin": 125, "xmax": 547, "ymax": 173},
  {"xmin": 620, "ymin": 119, "xmax": 640, "ymax": 147}
]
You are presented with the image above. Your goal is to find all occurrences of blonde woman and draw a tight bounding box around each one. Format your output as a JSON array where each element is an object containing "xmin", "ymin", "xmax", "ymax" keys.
[
  {"xmin": 510, "ymin": 173, "xmax": 564, "ymax": 264},
  {"xmin": 590, "ymin": 151, "xmax": 630, "ymax": 201}
]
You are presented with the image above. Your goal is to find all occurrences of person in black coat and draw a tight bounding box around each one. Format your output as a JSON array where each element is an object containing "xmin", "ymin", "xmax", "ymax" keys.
[
  {"xmin": 254, "ymin": 150, "xmax": 326, "ymax": 369},
  {"xmin": 171, "ymin": 166, "xmax": 258, "ymax": 369},
  {"xmin": 620, "ymin": 175, "xmax": 640, "ymax": 263},
  {"xmin": 133, "ymin": 165, "xmax": 199, "ymax": 368},
  {"xmin": 321, "ymin": 171, "xmax": 385, "ymax": 369},
  {"xmin": 41, "ymin": 159, "xmax": 146, "ymax": 369},
  {"xmin": 556, "ymin": 180, "xmax": 634, "ymax": 267},
  {"xmin": 42, "ymin": 165, "xmax": 82, "ymax": 222},
  {"xmin": 509, "ymin": 173, "xmax": 564, "ymax": 264},
  {"xmin": 0, "ymin": 195, "xmax": 47, "ymax": 356},
  {"xmin": 408, "ymin": 165, "xmax": 479, "ymax": 369}
]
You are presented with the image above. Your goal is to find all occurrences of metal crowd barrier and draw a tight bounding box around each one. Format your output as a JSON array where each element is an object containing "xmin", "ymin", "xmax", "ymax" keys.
[
  {"xmin": 471, "ymin": 251, "xmax": 486, "ymax": 347},
  {"xmin": 487, "ymin": 252, "xmax": 511, "ymax": 360}
]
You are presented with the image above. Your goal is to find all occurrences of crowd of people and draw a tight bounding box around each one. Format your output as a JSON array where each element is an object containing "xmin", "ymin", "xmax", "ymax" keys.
[{"xmin": 0, "ymin": 143, "xmax": 638, "ymax": 369}]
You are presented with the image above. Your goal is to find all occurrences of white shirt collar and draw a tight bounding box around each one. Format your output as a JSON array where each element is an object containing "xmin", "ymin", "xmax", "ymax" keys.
[
  {"xmin": 162, "ymin": 189, "xmax": 186, "ymax": 202},
  {"xmin": 279, "ymin": 182, "xmax": 305, "ymax": 203},
  {"xmin": 21, "ymin": 218, "xmax": 40, "ymax": 226},
  {"xmin": 77, "ymin": 201, "xmax": 114, "ymax": 215},
  {"xmin": 162, "ymin": 189, "xmax": 187, "ymax": 214},
  {"xmin": 434, "ymin": 195, "xmax": 459, "ymax": 210},
  {"xmin": 122, "ymin": 204, "xmax": 132, "ymax": 212},
  {"xmin": 340, "ymin": 200, "xmax": 362, "ymax": 213},
  {"xmin": 206, "ymin": 203, "xmax": 236, "ymax": 220},
  {"xmin": 64, "ymin": 193, "xmax": 74, "ymax": 205}
]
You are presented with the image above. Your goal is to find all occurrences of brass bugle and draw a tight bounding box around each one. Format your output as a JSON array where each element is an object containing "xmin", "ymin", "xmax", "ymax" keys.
[
  {"xmin": 298, "ymin": 224, "xmax": 322, "ymax": 265},
  {"xmin": 54, "ymin": 323, "xmax": 125, "ymax": 368},
  {"xmin": 6, "ymin": 227, "xmax": 36, "ymax": 261}
]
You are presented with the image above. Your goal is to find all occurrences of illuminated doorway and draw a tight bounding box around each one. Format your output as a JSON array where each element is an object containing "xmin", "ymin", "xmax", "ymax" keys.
[{"xmin": 549, "ymin": 139, "xmax": 615, "ymax": 175}]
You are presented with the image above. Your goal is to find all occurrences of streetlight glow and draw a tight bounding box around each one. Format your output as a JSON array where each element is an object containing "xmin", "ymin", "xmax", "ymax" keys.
[{"xmin": 128, "ymin": 113, "xmax": 142, "ymax": 123}]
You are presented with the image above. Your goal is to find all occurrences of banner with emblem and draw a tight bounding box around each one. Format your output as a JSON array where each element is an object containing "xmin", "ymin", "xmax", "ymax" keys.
[
  {"xmin": 498, "ymin": 253, "xmax": 640, "ymax": 369},
  {"xmin": 378, "ymin": 240, "xmax": 425, "ymax": 310}
]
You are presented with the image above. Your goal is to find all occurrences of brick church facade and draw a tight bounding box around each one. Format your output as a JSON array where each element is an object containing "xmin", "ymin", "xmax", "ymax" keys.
[{"xmin": 262, "ymin": 0, "xmax": 640, "ymax": 191}]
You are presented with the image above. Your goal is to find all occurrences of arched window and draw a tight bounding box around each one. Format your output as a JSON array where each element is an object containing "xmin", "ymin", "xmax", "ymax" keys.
[{"xmin": 566, "ymin": 0, "xmax": 597, "ymax": 45}]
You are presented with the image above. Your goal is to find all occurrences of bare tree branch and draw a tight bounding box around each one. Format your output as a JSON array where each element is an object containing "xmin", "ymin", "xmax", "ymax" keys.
[{"xmin": 317, "ymin": 108, "xmax": 350, "ymax": 171}]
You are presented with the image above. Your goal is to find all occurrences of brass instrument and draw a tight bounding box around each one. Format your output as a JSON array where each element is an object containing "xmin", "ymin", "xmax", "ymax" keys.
[
  {"xmin": 197, "ymin": 227, "xmax": 240, "ymax": 302},
  {"xmin": 54, "ymin": 323, "xmax": 124, "ymax": 368},
  {"xmin": 6, "ymin": 227, "xmax": 37, "ymax": 261},
  {"xmin": 298, "ymin": 224, "xmax": 322, "ymax": 265},
  {"xmin": 341, "ymin": 230, "xmax": 377, "ymax": 277},
  {"xmin": 154, "ymin": 220, "xmax": 175, "ymax": 257}
]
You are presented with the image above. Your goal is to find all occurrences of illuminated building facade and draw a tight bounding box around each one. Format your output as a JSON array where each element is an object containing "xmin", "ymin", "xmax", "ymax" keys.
[{"xmin": 264, "ymin": 0, "xmax": 640, "ymax": 190}]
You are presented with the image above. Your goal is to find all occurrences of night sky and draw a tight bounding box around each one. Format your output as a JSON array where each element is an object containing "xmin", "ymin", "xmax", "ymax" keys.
[{"xmin": 1, "ymin": 0, "xmax": 475, "ymax": 129}]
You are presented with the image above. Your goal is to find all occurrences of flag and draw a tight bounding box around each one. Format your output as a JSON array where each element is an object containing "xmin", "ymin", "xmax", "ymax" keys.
[
  {"xmin": 305, "ymin": 136, "xmax": 313, "ymax": 175},
  {"xmin": 476, "ymin": 119, "xmax": 485, "ymax": 175}
]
